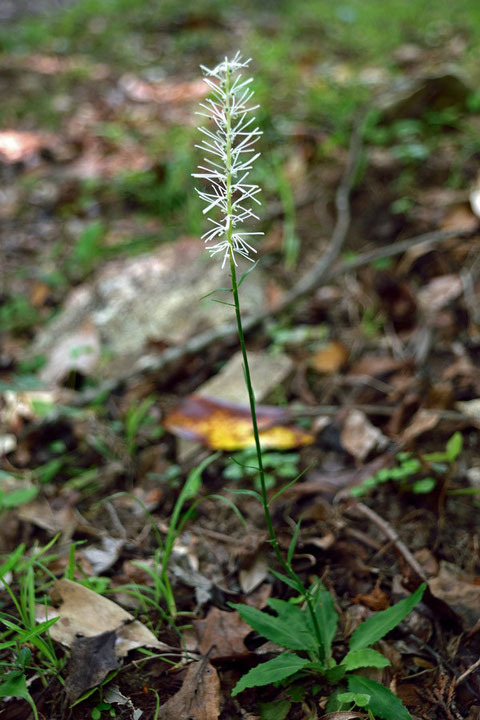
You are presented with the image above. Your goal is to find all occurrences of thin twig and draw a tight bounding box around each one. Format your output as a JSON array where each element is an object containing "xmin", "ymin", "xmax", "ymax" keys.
[
  {"xmin": 455, "ymin": 656, "xmax": 480, "ymax": 687},
  {"xmin": 350, "ymin": 501, "xmax": 428, "ymax": 583},
  {"xmin": 287, "ymin": 405, "xmax": 469, "ymax": 423},
  {"xmin": 408, "ymin": 634, "xmax": 480, "ymax": 703}
]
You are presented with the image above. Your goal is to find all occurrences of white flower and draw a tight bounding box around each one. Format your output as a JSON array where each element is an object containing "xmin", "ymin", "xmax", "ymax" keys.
[{"xmin": 192, "ymin": 52, "xmax": 263, "ymax": 268}]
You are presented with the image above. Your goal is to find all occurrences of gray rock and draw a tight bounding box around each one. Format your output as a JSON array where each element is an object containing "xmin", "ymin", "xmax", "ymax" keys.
[{"xmin": 31, "ymin": 237, "xmax": 265, "ymax": 383}]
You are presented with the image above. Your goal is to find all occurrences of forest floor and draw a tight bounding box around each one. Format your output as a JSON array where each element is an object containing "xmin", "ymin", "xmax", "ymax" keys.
[{"xmin": 1, "ymin": 2, "xmax": 480, "ymax": 719}]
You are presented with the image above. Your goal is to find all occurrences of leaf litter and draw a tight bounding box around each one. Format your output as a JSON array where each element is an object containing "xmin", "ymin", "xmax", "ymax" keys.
[{"xmin": 1, "ymin": 4, "xmax": 480, "ymax": 720}]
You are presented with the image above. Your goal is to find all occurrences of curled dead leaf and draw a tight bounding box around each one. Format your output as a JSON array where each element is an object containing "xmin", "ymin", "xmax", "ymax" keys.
[
  {"xmin": 164, "ymin": 395, "xmax": 315, "ymax": 451},
  {"xmin": 65, "ymin": 630, "xmax": 118, "ymax": 702},
  {"xmin": 417, "ymin": 273, "xmax": 463, "ymax": 313},
  {"xmin": 354, "ymin": 584, "xmax": 390, "ymax": 611},
  {"xmin": 340, "ymin": 409, "xmax": 388, "ymax": 461},
  {"xmin": 36, "ymin": 579, "xmax": 168, "ymax": 657},
  {"xmin": 400, "ymin": 409, "xmax": 440, "ymax": 445},
  {"xmin": 156, "ymin": 661, "xmax": 220, "ymax": 720},
  {"xmin": 429, "ymin": 562, "xmax": 480, "ymax": 629}
]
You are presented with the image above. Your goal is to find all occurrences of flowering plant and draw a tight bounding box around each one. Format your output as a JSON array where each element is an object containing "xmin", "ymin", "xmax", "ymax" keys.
[
  {"xmin": 191, "ymin": 55, "xmax": 426, "ymax": 719},
  {"xmin": 193, "ymin": 51, "xmax": 263, "ymax": 267},
  {"xmin": 193, "ymin": 49, "xmax": 325, "ymax": 675}
]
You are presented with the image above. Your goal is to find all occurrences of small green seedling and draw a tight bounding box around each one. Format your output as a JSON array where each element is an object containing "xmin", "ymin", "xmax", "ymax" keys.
[
  {"xmin": 223, "ymin": 449, "xmax": 300, "ymax": 490},
  {"xmin": 335, "ymin": 690, "xmax": 372, "ymax": 712},
  {"xmin": 91, "ymin": 701, "xmax": 116, "ymax": 719},
  {"xmin": 351, "ymin": 432, "xmax": 463, "ymax": 498},
  {"xmin": 230, "ymin": 581, "xmax": 426, "ymax": 720}
]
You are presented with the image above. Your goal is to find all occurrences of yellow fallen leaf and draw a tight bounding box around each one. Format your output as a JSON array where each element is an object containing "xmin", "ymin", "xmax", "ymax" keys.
[
  {"xmin": 164, "ymin": 395, "xmax": 315, "ymax": 451},
  {"xmin": 310, "ymin": 340, "xmax": 348, "ymax": 373}
]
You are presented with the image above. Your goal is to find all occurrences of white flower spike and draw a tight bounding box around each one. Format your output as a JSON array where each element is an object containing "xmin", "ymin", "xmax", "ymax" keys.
[{"xmin": 193, "ymin": 52, "xmax": 263, "ymax": 268}]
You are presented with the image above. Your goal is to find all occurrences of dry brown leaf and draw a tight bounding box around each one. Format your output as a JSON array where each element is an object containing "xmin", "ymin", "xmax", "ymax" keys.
[
  {"xmin": 36, "ymin": 579, "xmax": 168, "ymax": 657},
  {"xmin": 340, "ymin": 409, "xmax": 388, "ymax": 461},
  {"xmin": 65, "ymin": 630, "xmax": 118, "ymax": 702},
  {"xmin": 157, "ymin": 661, "xmax": 220, "ymax": 720},
  {"xmin": 349, "ymin": 354, "xmax": 404, "ymax": 378},
  {"xmin": 413, "ymin": 548, "xmax": 439, "ymax": 577},
  {"xmin": 193, "ymin": 607, "xmax": 252, "ymax": 660},
  {"xmin": 440, "ymin": 202, "xmax": 478, "ymax": 231},
  {"xmin": 429, "ymin": 562, "xmax": 480, "ymax": 629},
  {"xmin": 343, "ymin": 604, "xmax": 370, "ymax": 639},
  {"xmin": 354, "ymin": 584, "xmax": 390, "ymax": 611},
  {"xmin": 165, "ymin": 395, "xmax": 315, "ymax": 451},
  {"xmin": 417, "ymin": 273, "xmax": 463, "ymax": 312},
  {"xmin": 400, "ymin": 409, "xmax": 440, "ymax": 445},
  {"xmin": 17, "ymin": 499, "xmax": 77, "ymax": 539},
  {"xmin": 119, "ymin": 74, "xmax": 207, "ymax": 105},
  {"xmin": 197, "ymin": 350, "xmax": 293, "ymax": 406},
  {"xmin": 30, "ymin": 281, "xmax": 50, "ymax": 308},
  {"xmin": 394, "ymin": 682, "xmax": 423, "ymax": 708},
  {"xmin": 239, "ymin": 552, "xmax": 269, "ymax": 595},
  {"xmin": 466, "ymin": 705, "xmax": 480, "ymax": 720},
  {"xmin": 310, "ymin": 340, "xmax": 349, "ymax": 373}
]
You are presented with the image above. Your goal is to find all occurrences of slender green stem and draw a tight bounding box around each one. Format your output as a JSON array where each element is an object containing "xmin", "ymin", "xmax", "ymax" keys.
[{"xmin": 223, "ymin": 66, "xmax": 323, "ymax": 652}]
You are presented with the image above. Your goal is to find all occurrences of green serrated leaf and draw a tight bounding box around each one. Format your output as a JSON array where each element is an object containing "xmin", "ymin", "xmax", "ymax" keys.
[
  {"xmin": 309, "ymin": 582, "xmax": 338, "ymax": 658},
  {"xmin": 348, "ymin": 676, "xmax": 412, "ymax": 720},
  {"xmin": 267, "ymin": 598, "xmax": 317, "ymax": 652},
  {"xmin": 231, "ymin": 601, "xmax": 315, "ymax": 652},
  {"xmin": 259, "ymin": 699, "xmax": 292, "ymax": 720},
  {"xmin": 231, "ymin": 653, "xmax": 310, "ymax": 696},
  {"xmin": 341, "ymin": 648, "xmax": 391, "ymax": 671},
  {"xmin": 349, "ymin": 583, "xmax": 426, "ymax": 651}
]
